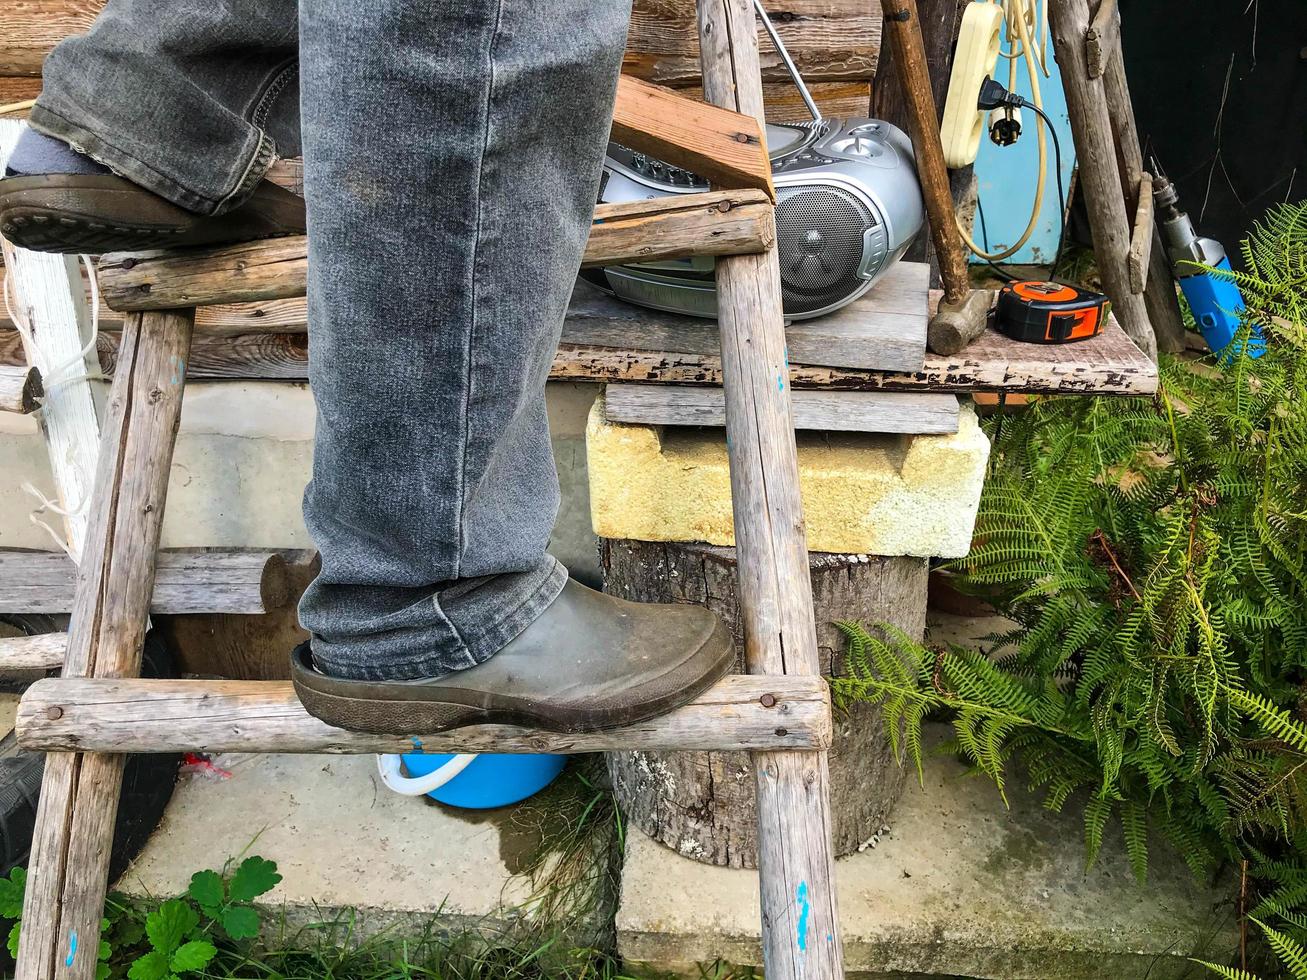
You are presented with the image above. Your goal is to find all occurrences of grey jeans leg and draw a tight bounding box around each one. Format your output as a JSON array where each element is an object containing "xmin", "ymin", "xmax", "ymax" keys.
[
  {"xmin": 31, "ymin": 0, "xmax": 299, "ymax": 215},
  {"xmin": 35, "ymin": 0, "xmax": 632, "ymax": 679}
]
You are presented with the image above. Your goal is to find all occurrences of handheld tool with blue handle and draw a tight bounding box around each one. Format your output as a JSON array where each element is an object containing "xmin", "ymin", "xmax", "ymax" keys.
[{"xmin": 1152, "ymin": 158, "xmax": 1263, "ymax": 358}]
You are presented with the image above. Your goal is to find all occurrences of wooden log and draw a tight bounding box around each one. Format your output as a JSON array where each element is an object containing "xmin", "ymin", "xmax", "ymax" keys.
[
  {"xmin": 16, "ymin": 674, "xmax": 833, "ymax": 754},
  {"xmin": 1048, "ymin": 0, "xmax": 1157, "ymax": 362},
  {"xmin": 0, "ymin": 548, "xmax": 294, "ymax": 615},
  {"xmin": 603, "ymin": 384, "xmax": 960, "ymax": 434},
  {"xmin": 612, "ymin": 75, "xmax": 773, "ymax": 198},
  {"xmin": 17, "ymin": 308, "xmax": 194, "ymax": 980},
  {"xmin": 697, "ymin": 1, "xmax": 843, "ymax": 976},
  {"xmin": 1097, "ymin": 1, "xmax": 1186, "ymax": 354},
  {"xmin": 1, "ymin": 121, "xmax": 105, "ymax": 555},
  {"xmin": 0, "ymin": 363, "xmax": 41, "ymax": 413},
  {"xmin": 96, "ymin": 190, "xmax": 776, "ymax": 312},
  {"xmin": 0, "ymin": 632, "xmax": 66, "ymax": 671},
  {"xmin": 1084, "ymin": 0, "xmax": 1118, "ymax": 79},
  {"xmin": 1127, "ymin": 172, "xmax": 1154, "ymax": 294},
  {"xmin": 605, "ymin": 541, "xmax": 924, "ymax": 867}
]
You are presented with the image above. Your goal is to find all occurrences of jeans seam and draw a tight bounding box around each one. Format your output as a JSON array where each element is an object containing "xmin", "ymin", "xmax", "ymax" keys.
[{"xmin": 454, "ymin": 0, "xmax": 506, "ymax": 580}]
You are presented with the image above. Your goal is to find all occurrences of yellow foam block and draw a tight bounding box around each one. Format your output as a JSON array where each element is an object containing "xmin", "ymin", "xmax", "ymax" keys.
[{"xmin": 586, "ymin": 393, "xmax": 990, "ymax": 557}]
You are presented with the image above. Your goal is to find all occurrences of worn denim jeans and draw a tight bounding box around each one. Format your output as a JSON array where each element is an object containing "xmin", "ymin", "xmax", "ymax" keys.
[{"xmin": 31, "ymin": 0, "xmax": 632, "ymax": 679}]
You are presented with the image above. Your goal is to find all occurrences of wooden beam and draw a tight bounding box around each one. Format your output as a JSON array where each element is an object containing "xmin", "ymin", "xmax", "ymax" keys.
[
  {"xmin": 0, "ymin": 548, "xmax": 294, "ymax": 615},
  {"xmin": 1048, "ymin": 0, "xmax": 1157, "ymax": 361},
  {"xmin": 603, "ymin": 385, "xmax": 960, "ymax": 434},
  {"xmin": 0, "ymin": 363, "xmax": 41, "ymax": 413},
  {"xmin": 97, "ymin": 190, "xmax": 775, "ymax": 312},
  {"xmin": 1084, "ymin": 0, "xmax": 1119, "ymax": 80},
  {"xmin": 697, "ymin": 0, "xmax": 843, "ymax": 976},
  {"xmin": 0, "ymin": 632, "xmax": 65, "ymax": 671},
  {"xmin": 16, "ymin": 674, "xmax": 833, "ymax": 754},
  {"xmin": 613, "ymin": 75, "xmax": 773, "ymax": 198},
  {"xmin": 17, "ymin": 308, "xmax": 194, "ymax": 980},
  {"xmin": 1127, "ymin": 172, "xmax": 1153, "ymax": 294}
]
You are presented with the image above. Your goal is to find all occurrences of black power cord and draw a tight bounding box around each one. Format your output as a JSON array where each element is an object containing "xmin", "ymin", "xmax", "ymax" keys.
[{"xmin": 972, "ymin": 75, "xmax": 1069, "ymax": 280}]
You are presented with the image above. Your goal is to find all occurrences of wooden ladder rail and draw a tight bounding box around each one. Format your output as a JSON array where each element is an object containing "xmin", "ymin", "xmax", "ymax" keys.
[{"xmin": 13, "ymin": 6, "xmax": 845, "ymax": 976}]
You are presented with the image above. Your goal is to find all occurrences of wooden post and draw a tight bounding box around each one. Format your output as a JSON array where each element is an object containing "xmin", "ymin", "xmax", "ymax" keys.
[
  {"xmin": 1096, "ymin": 1, "xmax": 1186, "ymax": 353},
  {"xmin": 0, "ymin": 364, "xmax": 41, "ymax": 413},
  {"xmin": 697, "ymin": 1, "xmax": 844, "ymax": 976},
  {"xmin": 17, "ymin": 308, "xmax": 194, "ymax": 980},
  {"xmin": 1048, "ymin": 0, "xmax": 1157, "ymax": 361}
]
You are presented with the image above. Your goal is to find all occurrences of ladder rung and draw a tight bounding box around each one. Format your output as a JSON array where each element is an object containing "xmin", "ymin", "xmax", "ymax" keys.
[
  {"xmin": 97, "ymin": 189, "xmax": 775, "ymax": 313},
  {"xmin": 0, "ymin": 633, "xmax": 65, "ymax": 672},
  {"xmin": 17, "ymin": 673, "xmax": 831, "ymax": 754},
  {"xmin": 0, "ymin": 364, "xmax": 42, "ymax": 415}
]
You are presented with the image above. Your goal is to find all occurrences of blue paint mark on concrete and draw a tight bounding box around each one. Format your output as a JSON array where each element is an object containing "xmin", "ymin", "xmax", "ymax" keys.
[
  {"xmin": 65, "ymin": 931, "xmax": 78, "ymax": 967},
  {"xmin": 795, "ymin": 881, "xmax": 810, "ymax": 952}
]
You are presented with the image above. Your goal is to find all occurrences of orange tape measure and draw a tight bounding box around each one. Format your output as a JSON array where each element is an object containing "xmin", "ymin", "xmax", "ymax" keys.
[{"xmin": 993, "ymin": 281, "xmax": 1109, "ymax": 344}]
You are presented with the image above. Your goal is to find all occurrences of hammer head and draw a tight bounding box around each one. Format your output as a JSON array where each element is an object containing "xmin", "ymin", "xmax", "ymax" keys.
[{"xmin": 927, "ymin": 289, "xmax": 994, "ymax": 355}]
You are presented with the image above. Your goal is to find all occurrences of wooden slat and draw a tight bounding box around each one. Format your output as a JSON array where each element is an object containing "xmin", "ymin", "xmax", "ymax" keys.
[
  {"xmin": 0, "ymin": 363, "xmax": 41, "ymax": 413},
  {"xmin": 697, "ymin": 0, "xmax": 843, "ymax": 976},
  {"xmin": 625, "ymin": 0, "xmax": 878, "ymax": 87},
  {"xmin": 96, "ymin": 190, "xmax": 775, "ymax": 312},
  {"xmin": 16, "ymin": 674, "xmax": 832, "ymax": 754},
  {"xmin": 1128, "ymin": 172, "xmax": 1154, "ymax": 294},
  {"xmin": 613, "ymin": 75, "xmax": 773, "ymax": 198},
  {"xmin": 16, "ymin": 308, "xmax": 194, "ymax": 980},
  {"xmin": 0, "ymin": 548, "xmax": 293, "ymax": 615},
  {"xmin": 0, "ymin": 632, "xmax": 65, "ymax": 671},
  {"xmin": 604, "ymin": 384, "xmax": 959, "ymax": 433}
]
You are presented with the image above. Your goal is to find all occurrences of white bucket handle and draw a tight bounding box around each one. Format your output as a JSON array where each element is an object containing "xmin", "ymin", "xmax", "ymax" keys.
[{"xmin": 376, "ymin": 753, "xmax": 478, "ymax": 797}]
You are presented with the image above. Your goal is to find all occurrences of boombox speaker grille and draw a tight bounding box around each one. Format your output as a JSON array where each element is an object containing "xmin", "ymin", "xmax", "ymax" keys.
[{"xmin": 775, "ymin": 185, "xmax": 877, "ymax": 316}]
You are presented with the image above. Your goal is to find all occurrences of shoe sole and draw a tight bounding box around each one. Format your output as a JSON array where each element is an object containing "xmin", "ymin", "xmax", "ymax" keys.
[
  {"xmin": 290, "ymin": 620, "xmax": 735, "ymax": 736},
  {"xmin": 0, "ymin": 174, "xmax": 305, "ymax": 254}
]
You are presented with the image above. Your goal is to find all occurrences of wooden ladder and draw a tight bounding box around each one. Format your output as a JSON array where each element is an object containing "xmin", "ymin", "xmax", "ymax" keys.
[{"xmin": 8, "ymin": 2, "xmax": 844, "ymax": 977}]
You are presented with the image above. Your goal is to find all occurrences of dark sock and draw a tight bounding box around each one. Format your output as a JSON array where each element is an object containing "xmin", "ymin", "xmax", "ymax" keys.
[{"xmin": 5, "ymin": 129, "xmax": 109, "ymax": 178}]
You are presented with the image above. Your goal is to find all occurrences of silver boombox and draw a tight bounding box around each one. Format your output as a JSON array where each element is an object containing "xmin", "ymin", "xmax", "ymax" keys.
[{"xmin": 581, "ymin": 2, "xmax": 925, "ymax": 321}]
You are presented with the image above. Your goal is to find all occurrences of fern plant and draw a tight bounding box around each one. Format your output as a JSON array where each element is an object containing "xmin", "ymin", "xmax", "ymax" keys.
[{"xmin": 834, "ymin": 200, "xmax": 1307, "ymax": 888}]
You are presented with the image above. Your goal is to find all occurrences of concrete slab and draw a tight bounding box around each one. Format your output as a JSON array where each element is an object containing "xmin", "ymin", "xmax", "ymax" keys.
[
  {"xmin": 617, "ymin": 727, "xmax": 1235, "ymax": 979},
  {"xmin": 116, "ymin": 753, "xmax": 607, "ymax": 945}
]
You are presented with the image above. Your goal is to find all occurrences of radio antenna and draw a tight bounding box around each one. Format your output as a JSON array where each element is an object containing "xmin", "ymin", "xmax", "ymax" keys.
[{"xmin": 752, "ymin": 0, "xmax": 823, "ymax": 124}]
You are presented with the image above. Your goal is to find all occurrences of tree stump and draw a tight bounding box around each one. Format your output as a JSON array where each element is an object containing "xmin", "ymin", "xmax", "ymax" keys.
[{"xmin": 603, "ymin": 538, "xmax": 926, "ymax": 868}]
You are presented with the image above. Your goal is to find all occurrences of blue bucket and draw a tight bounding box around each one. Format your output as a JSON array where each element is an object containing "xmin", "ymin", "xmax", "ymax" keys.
[{"xmin": 376, "ymin": 752, "xmax": 567, "ymax": 809}]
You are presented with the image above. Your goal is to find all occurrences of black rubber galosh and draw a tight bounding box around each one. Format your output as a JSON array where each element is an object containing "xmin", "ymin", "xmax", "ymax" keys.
[{"xmin": 0, "ymin": 173, "xmax": 306, "ymax": 254}]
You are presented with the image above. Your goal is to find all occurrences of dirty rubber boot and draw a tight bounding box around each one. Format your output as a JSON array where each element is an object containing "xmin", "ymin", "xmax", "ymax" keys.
[
  {"xmin": 291, "ymin": 579, "xmax": 736, "ymax": 736},
  {"xmin": 0, "ymin": 173, "xmax": 306, "ymax": 254}
]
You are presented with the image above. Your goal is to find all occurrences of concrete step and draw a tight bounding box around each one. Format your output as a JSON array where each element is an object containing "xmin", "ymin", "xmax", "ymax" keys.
[{"xmin": 616, "ymin": 725, "xmax": 1236, "ymax": 979}]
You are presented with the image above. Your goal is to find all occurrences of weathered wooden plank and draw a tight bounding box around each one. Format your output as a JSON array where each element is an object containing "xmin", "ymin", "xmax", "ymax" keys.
[
  {"xmin": 1084, "ymin": 0, "xmax": 1119, "ymax": 80},
  {"xmin": 613, "ymin": 75, "xmax": 773, "ymax": 198},
  {"xmin": 0, "ymin": 0, "xmax": 100, "ymax": 75},
  {"xmin": 16, "ymin": 674, "xmax": 833, "ymax": 754},
  {"xmin": 1128, "ymin": 172, "xmax": 1153, "ymax": 294},
  {"xmin": 697, "ymin": 0, "xmax": 843, "ymax": 976},
  {"xmin": 0, "ymin": 631, "xmax": 65, "ymax": 671},
  {"xmin": 0, "ymin": 548, "xmax": 293, "ymax": 615},
  {"xmin": 0, "ymin": 363, "xmax": 41, "ymax": 413},
  {"xmin": 603, "ymin": 384, "xmax": 959, "ymax": 433},
  {"xmin": 0, "ymin": 76, "xmax": 42, "ymax": 113},
  {"xmin": 17, "ymin": 308, "xmax": 193, "ymax": 980},
  {"xmin": 97, "ymin": 190, "xmax": 776, "ymax": 312},
  {"xmin": 1049, "ymin": 0, "xmax": 1156, "ymax": 361},
  {"xmin": 576, "ymin": 261, "xmax": 929, "ymax": 372},
  {"xmin": 1, "ymin": 307, "xmax": 1157, "ymax": 396},
  {"xmin": 625, "ymin": 0, "xmax": 878, "ymax": 87}
]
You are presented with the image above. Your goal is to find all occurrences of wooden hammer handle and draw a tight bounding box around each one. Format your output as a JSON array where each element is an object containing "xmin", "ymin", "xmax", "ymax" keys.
[{"xmin": 879, "ymin": 0, "xmax": 970, "ymax": 304}]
